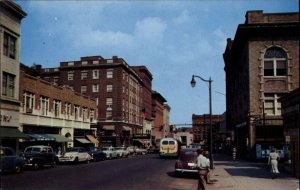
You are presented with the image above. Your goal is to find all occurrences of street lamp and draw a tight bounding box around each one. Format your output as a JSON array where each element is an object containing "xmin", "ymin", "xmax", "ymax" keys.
[{"xmin": 191, "ymin": 74, "xmax": 214, "ymax": 169}]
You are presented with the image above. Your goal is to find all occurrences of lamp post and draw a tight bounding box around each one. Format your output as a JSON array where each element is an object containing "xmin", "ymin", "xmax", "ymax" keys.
[{"xmin": 191, "ymin": 74, "xmax": 214, "ymax": 169}]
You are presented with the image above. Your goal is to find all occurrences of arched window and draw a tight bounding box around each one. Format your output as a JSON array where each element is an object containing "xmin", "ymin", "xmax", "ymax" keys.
[{"xmin": 263, "ymin": 47, "xmax": 287, "ymax": 76}]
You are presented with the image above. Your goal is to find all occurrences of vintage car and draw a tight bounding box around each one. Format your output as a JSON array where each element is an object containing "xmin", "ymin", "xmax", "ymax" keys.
[
  {"xmin": 58, "ymin": 147, "xmax": 92, "ymax": 163},
  {"xmin": 0, "ymin": 146, "xmax": 25, "ymax": 174},
  {"xmin": 175, "ymin": 148, "xmax": 199, "ymax": 177},
  {"xmin": 115, "ymin": 147, "xmax": 130, "ymax": 158},
  {"xmin": 87, "ymin": 147, "xmax": 106, "ymax": 161},
  {"xmin": 102, "ymin": 147, "xmax": 118, "ymax": 159},
  {"xmin": 22, "ymin": 145, "xmax": 58, "ymax": 170}
]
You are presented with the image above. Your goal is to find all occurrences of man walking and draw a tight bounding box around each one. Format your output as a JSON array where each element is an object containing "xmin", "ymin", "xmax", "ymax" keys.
[{"xmin": 196, "ymin": 149, "xmax": 210, "ymax": 190}]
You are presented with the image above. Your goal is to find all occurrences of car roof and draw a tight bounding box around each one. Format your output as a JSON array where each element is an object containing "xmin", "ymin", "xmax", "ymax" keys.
[{"xmin": 26, "ymin": 145, "xmax": 49, "ymax": 148}]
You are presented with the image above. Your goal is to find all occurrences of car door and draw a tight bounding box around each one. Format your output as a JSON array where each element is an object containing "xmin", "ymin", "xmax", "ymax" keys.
[{"xmin": 1, "ymin": 148, "xmax": 15, "ymax": 172}]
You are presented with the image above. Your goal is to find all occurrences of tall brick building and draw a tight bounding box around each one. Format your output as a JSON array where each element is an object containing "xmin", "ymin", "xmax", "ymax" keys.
[{"xmin": 223, "ymin": 10, "xmax": 299, "ymax": 159}]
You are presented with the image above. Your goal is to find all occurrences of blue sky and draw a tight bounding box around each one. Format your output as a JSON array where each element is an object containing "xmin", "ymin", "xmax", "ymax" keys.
[{"xmin": 16, "ymin": 0, "xmax": 298, "ymax": 125}]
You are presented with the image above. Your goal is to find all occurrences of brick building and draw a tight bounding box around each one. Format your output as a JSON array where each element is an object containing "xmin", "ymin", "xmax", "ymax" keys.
[
  {"xmin": 192, "ymin": 114, "xmax": 222, "ymax": 147},
  {"xmin": 40, "ymin": 56, "xmax": 150, "ymax": 147},
  {"xmin": 0, "ymin": 1, "xmax": 27, "ymax": 151},
  {"xmin": 223, "ymin": 10, "xmax": 299, "ymax": 159},
  {"xmin": 19, "ymin": 65, "xmax": 98, "ymax": 151}
]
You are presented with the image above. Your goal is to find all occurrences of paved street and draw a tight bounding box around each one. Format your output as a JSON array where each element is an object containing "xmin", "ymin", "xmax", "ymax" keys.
[{"xmin": 208, "ymin": 154, "xmax": 299, "ymax": 190}]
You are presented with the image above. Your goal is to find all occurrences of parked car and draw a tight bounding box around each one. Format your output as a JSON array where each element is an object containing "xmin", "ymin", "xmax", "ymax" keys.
[
  {"xmin": 126, "ymin": 146, "xmax": 137, "ymax": 155},
  {"xmin": 147, "ymin": 146, "xmax": 159, "ymax": 154},
  {"xmin": 87, "ymin": 147, "xmax": 106, "ymax": 161},
  {"xmin": 58, "ymin": 147, "xmax": 92, "ymax": 163},
  {"xmin": 175, "ymin": 148, "xmax": 198, "ymax": 177},
  {"xmin": 115, "ymin": 147, "xmax": 130, "ymax": 158},
  {"xmin": 0, "ymin": 147, "xmax": 25, "ymax": 174},
  {"xmin": 126, "ymin": 146, "xmax": 147, "ymax": 155},
  {"xmin": 22, "ymin": 145, "xmax": 58, "ymax": 170},
  {"xmin": 135, "ymin": 147, "xmax": 147, "ymax": 155},
  {"xmin": 102, "ymin": 147, "xmax": 118, "ymax": 159}
]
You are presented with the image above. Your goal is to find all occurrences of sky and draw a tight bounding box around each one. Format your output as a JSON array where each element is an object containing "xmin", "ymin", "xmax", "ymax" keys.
[{"xmin": 16, "ymin": 0, "xmax": 299, "ymax": 125}]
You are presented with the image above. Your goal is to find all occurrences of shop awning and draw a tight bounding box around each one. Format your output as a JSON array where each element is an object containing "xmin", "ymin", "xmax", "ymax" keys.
[
  {"xmin": 26, "ymin": 134, "xmax": 55, "ymax": 141},
  {"xmin": 86, "ymin": 135, "xmax": 99, "ymax": 144},
  {"xmin": 47, "ymin": 134, "xmax": 72, "ymax": 143},
  {"xmin": 103, "ymin": 125, "xmax": 115, "ymax": 130},
  {"xmin": 0, "ymin": 127, "xmax": 27, "ymax": 138},
  {"xmin": 75, "ymin": 138, "xmax": 92, "ymax": 144},
  {"xmin": 122, "ymin": 126, "xmax": 131, "ymax": 132}
]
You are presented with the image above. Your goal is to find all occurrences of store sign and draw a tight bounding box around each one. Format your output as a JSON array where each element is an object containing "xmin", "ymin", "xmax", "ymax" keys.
[{"xmin": 0, "ymin": 114, "xmax": 12, "ymax": 122}]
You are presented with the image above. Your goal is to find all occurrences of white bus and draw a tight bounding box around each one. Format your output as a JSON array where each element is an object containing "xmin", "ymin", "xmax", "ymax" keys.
[{"xmin": 159, "ymin": 138, "xmax": 181, "ymax": 158}]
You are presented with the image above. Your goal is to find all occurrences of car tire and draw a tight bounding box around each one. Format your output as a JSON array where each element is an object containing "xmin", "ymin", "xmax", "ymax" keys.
[
  {"xmin": 33, "ymin": 162, "xmax": 39, "ymax": 170},
  {"xmin": 15, "ymin": 164, "xmax": 22, "ymax": 174},
  {"xmin": 74, "ymin": 157, "xmax": 79, "ymax": 163},
  {"xmin": 51, "ymin": 160, "xmax": 57, "ymax": 168}
]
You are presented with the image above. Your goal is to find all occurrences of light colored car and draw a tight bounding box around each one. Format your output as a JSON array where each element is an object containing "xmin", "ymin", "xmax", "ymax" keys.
[
  {"xmin": 126, "ymin": 146, "xmax": 147, "ymax": 155},
  {"xmin": 102, "ymin": 147, "xmax": 118, "ymax": 159},
  {"xmin": 58, "ymin": 147, "xmax": 92, "ymax": 163},
  {"xmin": 115, "ymin": 147, "xmax": 130, "ymax": 158}
]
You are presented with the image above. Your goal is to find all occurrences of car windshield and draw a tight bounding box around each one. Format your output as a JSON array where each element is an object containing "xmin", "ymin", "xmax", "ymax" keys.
[
  {"xmin": 88, "ymin": 147, "xmax": 98, "ymax": 151},
  {"xmin": 179, "ymin": 150, "xmax": 198, "ymax": 162}
]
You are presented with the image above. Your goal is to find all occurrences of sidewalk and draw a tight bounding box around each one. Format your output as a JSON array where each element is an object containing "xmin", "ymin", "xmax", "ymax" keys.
[{"xmin": 208, "ymin": 154, "xmax": 299, "ymax": 190}]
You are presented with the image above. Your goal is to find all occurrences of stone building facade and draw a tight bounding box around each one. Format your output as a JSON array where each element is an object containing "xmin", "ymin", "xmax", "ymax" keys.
[{"xmin": 223, "ymin": 10, "xmax": 299, "ymax": 159}]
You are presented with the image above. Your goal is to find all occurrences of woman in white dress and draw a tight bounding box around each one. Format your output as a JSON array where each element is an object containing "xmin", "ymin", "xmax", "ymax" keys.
[{"xmin": 268, "ymin": 148, "xmax": 280, "ymax": 179}]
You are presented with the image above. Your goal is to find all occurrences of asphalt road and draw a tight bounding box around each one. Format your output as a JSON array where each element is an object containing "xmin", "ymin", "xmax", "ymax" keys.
[{"xmin": 1, "ymin": 154, "xmax": 198, "ymax": 190}]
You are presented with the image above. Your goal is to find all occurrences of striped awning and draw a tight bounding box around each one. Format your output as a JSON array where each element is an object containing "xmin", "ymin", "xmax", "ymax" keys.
[
  {"xmin": 86, "ymin": 135, "xmax": 99, "ymax": 144},
  {"xmin": 75, "ymin": 138, "xmax": 92, "ymax": 144}
]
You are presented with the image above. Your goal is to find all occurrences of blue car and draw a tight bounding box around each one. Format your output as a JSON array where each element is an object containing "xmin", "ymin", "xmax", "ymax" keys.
[{"xmin": 0, "ymin": 146, "xmax": 25, "ymax": 174}]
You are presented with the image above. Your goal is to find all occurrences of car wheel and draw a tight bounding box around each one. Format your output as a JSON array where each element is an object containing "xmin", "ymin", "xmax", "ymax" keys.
[
  {"xmin": 33, "ymin": 162, "xmax": 39, "ymax": 170},
  {"xmin": 86, "ymin": 159, "xmax": 90, "ymax": 164},
  {"xmin": 74, "ymin": 157, "xmax": 79, "ymax": 163},
  {"xmin": 15, "ymin": 164, "xmax": 22, "ymax": 174},
  {"xmin": 51, "ymin": 160, "xmax": 57, "ymax": 168}
]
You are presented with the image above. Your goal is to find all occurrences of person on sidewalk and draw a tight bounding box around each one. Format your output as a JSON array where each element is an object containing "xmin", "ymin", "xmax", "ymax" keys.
[
  {"xmin": 203, "ymin": 150, "xmax": 213, "ymax": 184},
  {"xmin": 196, "ymin": 149, "xmax": 210, "ymax": 190},
  {"xmin": 268, "ymin": 148, "xmax": 280, "ymax": 179}
]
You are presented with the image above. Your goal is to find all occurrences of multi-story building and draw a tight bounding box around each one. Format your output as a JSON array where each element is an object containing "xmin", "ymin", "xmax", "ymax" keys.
[
  {"xmin": 173, "ymin": 127, "xmax": 193, "ymax": 147},
  {"xmin": 223, "ymin": 10, "xmax": 299, "ymax": 159},
  {"xmin": 151, "ymin": 91, "xmax": 167, "ymax": 145},
  {"xmin": 279, "ymin": 88, "xmax": 299, "ymax": 178},
  {"xmin": 0, "ymin": 1, "xmax": 27, "ymax": 151},
  {"xmin": 41, "ymin": 55, "xmax": 146, "ymax": 147},
  {"xmin": 19, "ymin": 65, "xmax": 98, "ymax": 152},
  {"xmin": 192, "ymin": 114, "xmax": 222, "ymax": 147}
]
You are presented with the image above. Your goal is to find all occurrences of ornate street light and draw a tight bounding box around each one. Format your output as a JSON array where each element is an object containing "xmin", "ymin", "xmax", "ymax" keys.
[{"xmin": 190, "ymin": 74, "xmax": 214, "ymax": 169}]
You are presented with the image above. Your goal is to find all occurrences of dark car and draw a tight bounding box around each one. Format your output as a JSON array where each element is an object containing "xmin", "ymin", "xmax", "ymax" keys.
[
  {"xmin": 0, "ymin": 147, "xmax": 25, "ymax": 174},
  {"xmin": 22, "ymin": 145, "xmax": 58, "ymax": 170},
  {"xmin": 175, "ymin": 148, "xmax": 199, "ymax": 177},
  {"xmin": 87, "ymin": 147, "xmax": 106, "ymax": 161}
]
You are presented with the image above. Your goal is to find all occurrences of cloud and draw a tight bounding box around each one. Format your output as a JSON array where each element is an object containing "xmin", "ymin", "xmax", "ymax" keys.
[{"xmin": 173, "ymin": 10, "xmax": 191, "ymax": 25}]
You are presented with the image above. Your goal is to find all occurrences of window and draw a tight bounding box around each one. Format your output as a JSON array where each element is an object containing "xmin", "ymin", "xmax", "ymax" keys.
[
  {"xmin": 106, "ymin": 84, "xmax": 113, "ymax": 92},
  {"xmin": 81, "ymin": 85, "xmax": 87, "ymax": 93},
  {"xmin": 82, "ymin": 107, "xmax": 87, "ymax": 121},
  {"xmin": 68, "ymin": 71, "xmax": 74, "ymax": 80},
  {"xmin": 53, "ymin": 100, "xmax": 61, "ymax": 117},
  {"xmin": 40, "ymin": 96, "xmax": 49, "ymax": 116},
  {"xmin": 264, "ymin": 93, "xmax": 283, "ymax": 116},
  {"xmin": 81, "ymin": 71, "xmax": 88, "ymax": 80},
  {"xmin": 82, "ymin": 61, "xmax": 88, "ymax": 65},
  {"xmin": 93, "ymin": 60, "xmax": 99, "ymax": 65},
  {"xmin": 106, "ymin": 98, "xmax": 113, "ymax": 106},
  {"xmin": 24, "ymin": 92, "xmax": 35, "ymax": 113},
  {"xmin": 106, "ymin": 107, "xmax": 113, "ymax": 120},
  {"xmin": 90, "ymin": 109, "xmax": 95, "ymax": 122},
  {"xmin": 92, "ymin": 84, "xmax": 99, "ymax": 92},
  {"xmin": 74, "ymin": 105, "xmax": 80, "ymax": 120},
  {"xmin": 264, "ymin": 47, "xmax": 287, "ymax": 77},
  {"xmin": 93, "ymin": 70, "xmax": 99, "ymax": 79},
  {"xmin": 2, "ymin": 72, "xmax": 15, "ymax": 97},
  {"xmin": 53, "ymin": 77, "xmax": 59, "ymax": 83},
  {"xmin": 107, "ymin": 69, "xmax": 113, "ymax": 78},
  {"xmin": 64, "ymin": 102, "xmax": 72, "ymax": 117},
  {"xmin": 3, "ymin": 32, "xmax": 17, "ymax": 59}
]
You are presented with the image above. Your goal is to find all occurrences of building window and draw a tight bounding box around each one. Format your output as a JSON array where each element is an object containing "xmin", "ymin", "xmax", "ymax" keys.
[
  {"xmin": 40, "ymin": 96, "xmax": 49, "ymax": 116},
  {"xmin": 74, "ymin": 105, "xmax": 80, "ymax": 120},
  {"xmin": 53, "ymin": 100, "xmax": 61, "ymax": 117},
  {"xmin": 23, "ymin": 92, "xmax": 35, "ymax": 113},
  {"xmin": 90, "ymin": 109, "xmax": 95, "ymax": 122},
  {"xmin": 107, "ymin": 69, "xmax": 113, "ymax": 78},
  {"xmin": 3, "ymin": 32, "xmax": 17, "ymax": 59},
  {"xmin": 264, "ymin": 93, "xmax": 283, "ymax": 116},
  {"xmin": 81, "ymin": 85, "xmax": 87, "ymax": 93},
  {"xmin": 68, "ymin": 71, "xmax": 74, "ymax": 80},
  {"xmin": 92, "ymin": 84, "xmax": 99, "ymax": 92},
  {"xmin": 2, "ymin": 72, "xmax": 15, "ymax": 97},
  {"xmin": 106, "ymin": 84, "xmax": 113, "ymax": 92},
  {"xmin": 263, "ymin": 47, "xmax": 287, "ymax": 77},
  {"xmin": 64, "ymin": 102, "xmax": 72, "ymax": 117},
  {"xmin": 82, "ymin": 61, "xmax": 88, "ymax": 65},
  {"xmin": 93, "ymin": 60, "xmax": 99, "ymax": 65},
  {"xmin": 93, "ymin": 70, "xmax": 99, "ymax": 79},
  {"xmin": 106, "ymin": 107, "xmax": 113, "ymax": 120},
  {"xmin": 53, "ymin": 77, "xmax": 59, "ymax": 84},
  {"xmin": 82, "ymin": 107, "xmax": 87, "ymax": 121},
  {"xmin": 95, "ymin": 98, "xmax": 99, "ymax": 106},
  {"xmin": 106, "ymin": 97, "xmax": 113, "ymax": 106},
  {"xmin": 81, "ymin": 71, "xmax": 88, "ymax": 80}
]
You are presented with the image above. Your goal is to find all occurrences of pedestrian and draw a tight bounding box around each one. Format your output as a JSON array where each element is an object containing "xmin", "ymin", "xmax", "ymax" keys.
[
  {"xmin": 268, "ymin": 148, "xmax": 280, "ymax": 179},
  {"xmin": 203, "ymin": 150, "xmax": 212, "ymax": 184},
  {"xmin": 196, "ymin": 149, "xmax": 210, "ymax": 190},
  {"xmin": 232, "ymin": 146, "xmax": 237, "ymax": 161}
]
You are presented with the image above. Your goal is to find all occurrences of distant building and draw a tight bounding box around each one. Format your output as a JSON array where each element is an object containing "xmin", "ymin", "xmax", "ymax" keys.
[
  {"xmin": 174, "ymin": 127, "xmax": 193, "ymax": 147},
  {"xmin": 163, "ymin": 103, "xmax": 171, "ymax": 138},
  {"xmin": 279, "ymin": 88, "xmax": 299, "ymax": 178},
  {"xmin": 223, "ymin": 10, "xmax": 299, "ymax": 159},
  {"xmin": 0, "ymin": 0, "xmax": 27, "ymax": 151}
]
